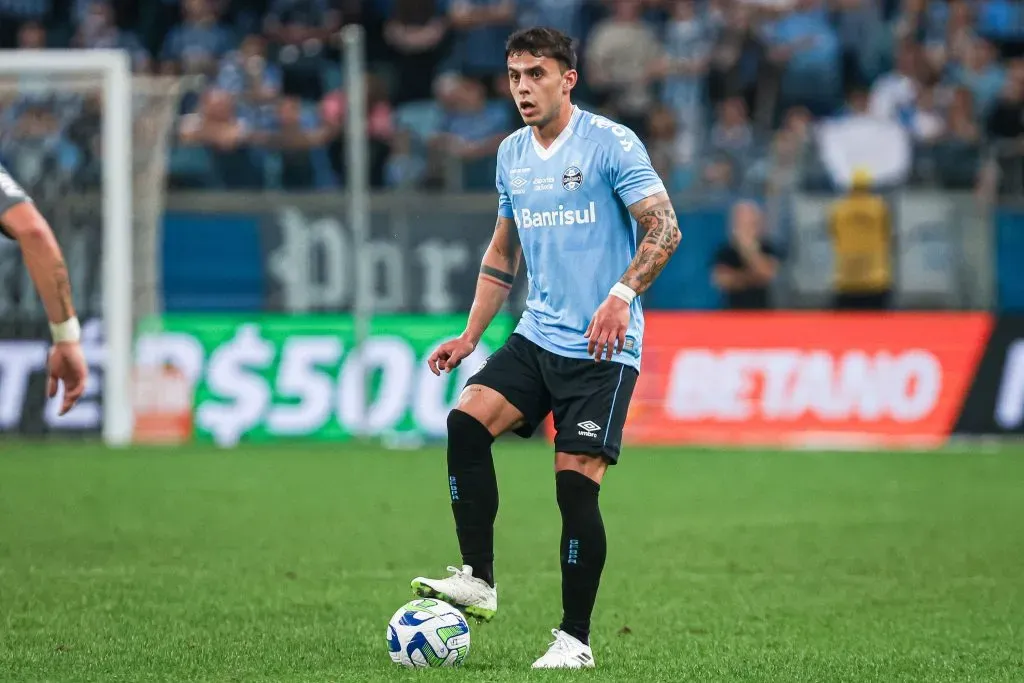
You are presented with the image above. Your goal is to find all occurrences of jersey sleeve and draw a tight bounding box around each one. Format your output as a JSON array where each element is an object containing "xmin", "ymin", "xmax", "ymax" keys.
[
  {"xmin": 495, "ymin": 142, "xmax": 514, "ymax": 219},
  {"xmin": 605, "ymin": 126, "xmax": 667, "ymax": 208},
  {"xmin": 0, "ymin": 162, "xmax": 32, "ymax": 239}
]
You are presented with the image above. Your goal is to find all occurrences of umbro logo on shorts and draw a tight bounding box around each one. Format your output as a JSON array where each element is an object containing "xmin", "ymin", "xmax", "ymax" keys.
[{"xmin": 577, "ymin": 420, "xmax": 602, "ymax": 438}]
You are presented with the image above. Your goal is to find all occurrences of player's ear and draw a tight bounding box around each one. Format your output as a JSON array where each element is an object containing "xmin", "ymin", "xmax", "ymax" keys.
[{"xmin": 563, "ymin": 69, "xmax": 578, "ymax": 93}]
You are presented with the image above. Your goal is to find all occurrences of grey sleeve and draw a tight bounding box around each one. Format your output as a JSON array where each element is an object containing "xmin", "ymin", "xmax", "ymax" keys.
[{"xmin": 0, "ymin": 162, "xmax": 32, "ymax": 239}]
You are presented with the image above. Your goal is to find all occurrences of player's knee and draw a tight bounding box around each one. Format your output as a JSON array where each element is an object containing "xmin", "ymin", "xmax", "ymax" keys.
[
  {"xmin": 555, "ymin": 469, "xmax": 601, "ymax": 517},
  {"xmin": 453, "ymin": 385, "xmax": 524, "ymax": 436},
  {"xmin": 555, "ymin": 452, "xmax": 608, "ymax": 485},
  {"xmin": 447, "ymin": 409, "xmax": 495, "ymax": 451}
]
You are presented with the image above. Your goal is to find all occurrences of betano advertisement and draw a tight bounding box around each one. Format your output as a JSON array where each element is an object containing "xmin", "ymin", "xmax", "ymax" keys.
[
  {"xmin": 627, "ymin": 313, "xmax": 993, "ymax": 448},
  {"xmin": 124, "ymin": 312, "xmax": 1015, "ymax": 448}
]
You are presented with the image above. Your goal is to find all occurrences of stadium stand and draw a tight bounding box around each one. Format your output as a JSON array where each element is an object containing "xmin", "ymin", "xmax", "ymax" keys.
[{"xmin": 0, "ymin": 0, "xmax": 1022, "ymax": 196}]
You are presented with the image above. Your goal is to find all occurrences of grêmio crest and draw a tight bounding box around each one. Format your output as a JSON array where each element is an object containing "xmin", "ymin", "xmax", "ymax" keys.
[{"xmin": 562, "ymin": 166, "xmax": 583, "ymax": 191}]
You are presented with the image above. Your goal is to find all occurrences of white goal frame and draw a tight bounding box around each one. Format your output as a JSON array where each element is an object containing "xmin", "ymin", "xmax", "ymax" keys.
[{"xmin": 0, "ymin": 50, "xmax": 133, "ymax": 446}]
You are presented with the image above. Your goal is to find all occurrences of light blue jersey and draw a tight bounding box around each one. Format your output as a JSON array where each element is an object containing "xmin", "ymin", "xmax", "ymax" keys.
[{"xmin": 496, "ymin": 106, "xmax": 667, "ymax": 372}]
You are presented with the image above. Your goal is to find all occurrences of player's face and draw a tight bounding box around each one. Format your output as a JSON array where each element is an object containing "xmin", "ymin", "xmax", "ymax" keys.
[{"xmin": 507, "ymin": 54, "xmax": 575, "ymax": 128}]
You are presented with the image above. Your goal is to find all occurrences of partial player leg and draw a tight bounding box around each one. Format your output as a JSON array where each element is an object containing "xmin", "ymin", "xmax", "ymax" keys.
[
  {"xmin": 532, "ymin": 358, "xmax": 637, "ymax": 668},
  {"xmin": 555, "ymin": 453, "xmax": 608, "ymax": 644},
  {"xmin": 530, "ymin": 453, "xmax": 605, "ymax": 668},
  {"xmin": 413, "ymin": 335, "xmax": 552, "ymax": 622},
  {"xmin": 412, "ymin": 385, "xmax": 521, "ymax": 622},
  {"xmin": 449, "ymin": 385, "xmax": 524, "ymax": 587},
  {"xmin": 528, "ymin": 454, "xmax": 606, "ymax": 667}
]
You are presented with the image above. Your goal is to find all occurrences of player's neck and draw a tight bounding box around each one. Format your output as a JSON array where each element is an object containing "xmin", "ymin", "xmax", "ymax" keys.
[{"xmin": 531, "ymin": 101, "xmax": 575, "ymax": 149}]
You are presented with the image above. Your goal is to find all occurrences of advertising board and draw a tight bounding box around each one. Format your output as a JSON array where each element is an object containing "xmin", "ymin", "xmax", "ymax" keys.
[
  {"xmin": 623, "ymin": 313, "xmax": 993, "ymax": 448},
  {"xmin": 132, "ymin": 314, "xmax": 514, "ymax": 445}
]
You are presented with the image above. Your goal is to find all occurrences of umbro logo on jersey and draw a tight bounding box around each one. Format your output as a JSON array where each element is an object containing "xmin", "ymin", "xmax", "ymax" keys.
[
  {"xmin": 511, "ymin": 176, "xmax": 528, "ymax": 189},
  {"xmin": 577, "ymin": 420, "xmax": 601, "ymax": 438}
]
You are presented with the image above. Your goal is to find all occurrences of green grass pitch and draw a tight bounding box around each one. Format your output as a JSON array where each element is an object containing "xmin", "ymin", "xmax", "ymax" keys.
[{"xmin": 1, "ymin": 440, "xmax": 1023, "ymax": 682}]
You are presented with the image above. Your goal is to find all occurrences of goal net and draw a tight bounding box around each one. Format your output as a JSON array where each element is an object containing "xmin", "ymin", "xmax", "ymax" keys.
[{"xmin": 0, "ymin": 50, "xmax": 182, "ymax": 445}]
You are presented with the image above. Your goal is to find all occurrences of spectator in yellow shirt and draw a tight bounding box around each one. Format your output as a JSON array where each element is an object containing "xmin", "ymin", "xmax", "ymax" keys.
[{"xmin": 829, "ymin": 169, "xmax": 893, "ymax": 310}]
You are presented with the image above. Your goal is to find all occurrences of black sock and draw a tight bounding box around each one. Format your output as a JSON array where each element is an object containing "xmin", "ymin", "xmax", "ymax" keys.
[
  {"xmin": 556, "ymin": 470, "xmax": 606, "ymax": 646},
  {"xmin": 446, "ymin": 410, "xmax": 498, "ymax": 587}
]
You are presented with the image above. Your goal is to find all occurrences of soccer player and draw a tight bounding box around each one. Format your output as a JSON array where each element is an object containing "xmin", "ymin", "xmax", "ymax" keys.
[
  {"xmin": 0, "ymin": 162, "xmax": 88, "ymax": 416},
  {"xmin": 411, "ymin": 27, "xmax": 681, "ymax": 668}
]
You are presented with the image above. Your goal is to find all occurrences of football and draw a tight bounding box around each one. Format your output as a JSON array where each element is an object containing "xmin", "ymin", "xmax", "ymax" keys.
[{"xmin": 386, "ymin": 598, "xmax": 471, "ymax": 668}]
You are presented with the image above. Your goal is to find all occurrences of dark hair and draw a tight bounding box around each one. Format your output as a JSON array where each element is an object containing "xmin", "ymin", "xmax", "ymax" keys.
[{"xmin": 505, "ymin": 27, "xmax": 577, "ymax": 71}]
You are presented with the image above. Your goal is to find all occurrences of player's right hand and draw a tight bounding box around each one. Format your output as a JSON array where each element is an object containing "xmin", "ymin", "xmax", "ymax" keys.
[
  {"xmin": 428, "ymin": 335, "xmax": 476, "ymax": 376},
  {"xmin": 47, "ymin": 342, "xmax": 88, "ymax": 416}
]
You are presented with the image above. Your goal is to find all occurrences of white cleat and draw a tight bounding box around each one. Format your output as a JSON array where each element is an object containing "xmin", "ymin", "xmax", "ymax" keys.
[
  {"xmin": 531, "ymin": 629, "xmax": 596, "ymax": 669},
  {"xmin": 410, "ymin": 565, "xmax": 497, "ymax": 622}
]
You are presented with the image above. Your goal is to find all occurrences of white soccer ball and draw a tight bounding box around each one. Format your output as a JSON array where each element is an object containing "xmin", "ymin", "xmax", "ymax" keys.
[{"xmin": 386, "ymin": 598, "xmax": 471, "ymax": 668}]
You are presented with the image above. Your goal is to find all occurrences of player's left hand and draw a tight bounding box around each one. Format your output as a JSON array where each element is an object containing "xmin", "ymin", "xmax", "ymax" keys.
[{"xmin": 585, "ymin": 295, "xmax": 630, "ymax": 362}]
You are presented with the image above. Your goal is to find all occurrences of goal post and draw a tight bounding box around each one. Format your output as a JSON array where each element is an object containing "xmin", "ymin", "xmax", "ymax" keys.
[{"xmin": 0, "ymin": 50, "xmax": 134, "ymax": 446}]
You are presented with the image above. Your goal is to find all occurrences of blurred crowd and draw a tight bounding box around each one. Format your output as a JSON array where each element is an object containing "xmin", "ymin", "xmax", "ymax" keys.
[{"xmin": 2, "ymin": 0, "xmax": 1024, "ymax": 195}]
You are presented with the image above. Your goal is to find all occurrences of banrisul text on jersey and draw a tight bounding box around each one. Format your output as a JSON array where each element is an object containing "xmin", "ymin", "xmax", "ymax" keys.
[{"xmin": 516, "ymin": 202, "xmax": 597, "ymax": 229}]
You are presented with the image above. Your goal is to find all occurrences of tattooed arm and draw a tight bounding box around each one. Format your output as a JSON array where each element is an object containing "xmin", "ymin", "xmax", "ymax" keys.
[
  {"xmin": 585, "ymin": 191, "xmax": 681, "ymax": 361},
  {"xmin": 1, "ymin": 201, "xmax": 77, "ymax": 326},
  {"xmin": 465, "ymin": 215, "xmax": 521, "ymax": 344},
  {"xmin": 428, "ymin": 216, "xmax": 521, "ymax": 375},
  {"xmin": 618, "ymin": 192, "xmax": 682, "ymax": 294}
]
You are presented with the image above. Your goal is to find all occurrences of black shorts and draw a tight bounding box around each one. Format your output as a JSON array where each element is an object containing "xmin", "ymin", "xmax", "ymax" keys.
[{"xmin": 465, "ymin": 333, "xmax": 639, "ymax": 463}]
